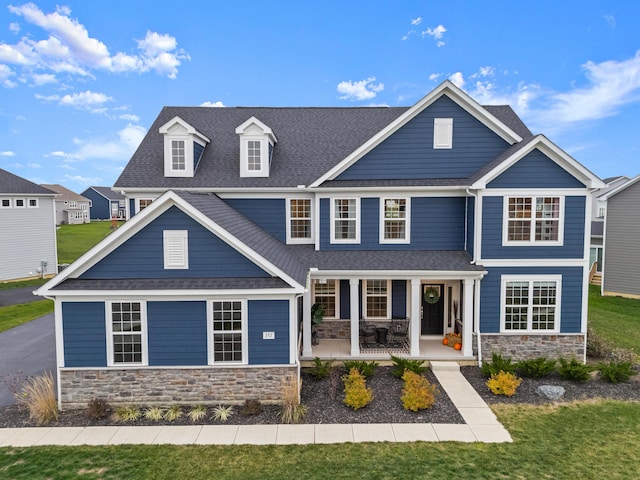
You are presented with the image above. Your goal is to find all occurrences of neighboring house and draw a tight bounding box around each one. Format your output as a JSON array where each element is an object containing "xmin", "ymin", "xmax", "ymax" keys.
[
  {"xmin": 41, "ymin": 184, "xmax": 91, "ymax": 225},
  {"xmin": 0, "ymin": 169, "xmax": 58, "ymax": 281},
  {"xmin": 601, "ymin": 173, "xmax": 640, "ymax": 299},
  {"xmin": 588, "ymin": 175, "xmax": 629, "ymax": 283},
  {"xmin": 81, "ymin": 186, "xmax": 126, "ymax": 220},
  {"xmin": 36, "ymin": 81, "xmax": 604, "ymax": 408}
]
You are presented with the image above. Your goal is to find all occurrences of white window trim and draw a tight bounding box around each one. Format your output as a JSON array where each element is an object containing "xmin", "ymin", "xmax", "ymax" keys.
[
  {"xmin": 170, "ymin": 139, "xmax": 187, "ymax": 171},
  {"xmin": 502, "ymin": 195, "xmax": 565, "ymax": 246},
  {"xmin": 330, "ymin": 197, "xmax": 361, "ymax": 244},
  {"xmin": 14, "ymin": 198, "xmax": 26, "ymax": 208},
  {"xmin": 163, "ymin": 230, "xmax": 189, "ymax": 269},
  {"xmin": 312, "ymin": 279, "xmax": 340, "ymax": 320},
  {"xmin": 286, "ymin": 197, "xmax": 314, "ymax": 244},
  {"xmin": 135, "ymin": 198, "xmax": 154, "ymax": 214},
  {"xmin": 379, "ymin": 197, "xmax": 411, "ymax": 244},
  {"xmin": 239, "ymin": 137, "xmax": 270, "ymax": 177},
  {"xmin": 434, "ymin": 118, "xmax": 453, "ymax": 149},
  {"xmin": 106, "ymin": 300, "xmax": 148, "ymax": 367},
  {"xmin": 163, "ymin": 134, "xmax": 193, "ymax": 177},
  {"xmin": 500, "ymin": 275, "xmax": 562, "ymax": 333},
  {"xmin": 1, "ymin": 198, "xmax": 11, "ymax": 208},
  {"xmin": 206, "ymin": 299, "xmax": 248, "ymax": 365},
  {"xmin": 363, "ymin": 279, "xmax": 391, "ymax": 320},
  {"xmin": 27, "ymin": 198, "xmax": 38, "ymax": 208}
]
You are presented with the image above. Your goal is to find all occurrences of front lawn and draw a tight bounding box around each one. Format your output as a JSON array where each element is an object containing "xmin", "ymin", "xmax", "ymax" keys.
[
  {"xmin": 0, "ymin": 400, "xmax": 638, "ymax": 479},
  {"xmin": 0, "ymin": 300, "xmax": 54, "ymax": 333},
  {"xmin": 57, "ymin": 221, "xmax": 123, "ymax": 264},
  {"xmin": 589, "ymin": 285, "xmax": 640, "ymax": 355}
]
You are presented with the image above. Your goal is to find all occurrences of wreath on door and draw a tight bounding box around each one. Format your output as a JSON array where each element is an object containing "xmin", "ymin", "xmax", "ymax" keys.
[{"xmin": 424, "ymin": 287, "xmax": 440, "ymax": 304}]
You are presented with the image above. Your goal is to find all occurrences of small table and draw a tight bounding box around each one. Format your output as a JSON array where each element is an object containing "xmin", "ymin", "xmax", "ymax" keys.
[{"xmin": 376, "ymin": 327, "xmax": 388, "ymax": 344}]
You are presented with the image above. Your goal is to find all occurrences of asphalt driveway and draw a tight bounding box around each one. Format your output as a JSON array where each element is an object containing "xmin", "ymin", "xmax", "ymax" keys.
[
  {"xmin": 0, "ymin": 286, "xmax": 41, "ymax": 307},
  {"xmin": 0, "ymin": 313, "xmax": 56, "ymax": 407}
]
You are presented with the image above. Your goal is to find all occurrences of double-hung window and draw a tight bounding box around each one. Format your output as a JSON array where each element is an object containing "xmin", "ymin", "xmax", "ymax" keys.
[
  {"xmin": 380, "ymin": 198, "xmax": 410, "ymax": 243},
  {"xmin": 313, "ymin": 280, "xmax": 338, "ymax": 318},
  {"xmin": 171, "ymin": 140, "xmax": 186, "ymax": 171},
  {"xmin": 331, "ymin": 198, "xmax": 359, "ymax": 243},
  {"xmin": 108, "ymin": 301, "xmax": 147, "ymax": 365},
  {"xmin": 209, "ymin": 300, "xmax": 246, "ymax": 364},
  {"xmin": 247, "ymin": 140, "xmax": 261, "ymax": 171},
  {"xmin": 287, "ymin": 198, "xmax": 313, "ymax": 243},
  {"xmin": 505, "ymin": 196, "xmax": 562, "ymax": 245},
  {"xmin": 502, "ymin": 276, "xmax": 560, "ymax": 333},
  {"xmin": 365, "ymin": 280, "xmax": 390, "ymax": 319}
]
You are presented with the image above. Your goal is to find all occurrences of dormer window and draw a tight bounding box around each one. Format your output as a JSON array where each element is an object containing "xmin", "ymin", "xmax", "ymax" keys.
[
  {"xmin": 159, "ymin": 116, "xmax": 210, "ymax": 178},
  {"xmin": 236, "ymin": 116, "xmax": 277, "ymax": 178}
]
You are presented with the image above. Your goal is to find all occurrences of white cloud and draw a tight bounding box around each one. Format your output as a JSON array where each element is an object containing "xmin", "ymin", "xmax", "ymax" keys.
[
  {"xmin": 1, "ymin": 151, "xmax": 16, "ymax": 157},
  {"xmin": 36, "ymin": 90, "xmax": 112, "ymax": 112},
  {"xmin": 423, "ymin": 24, "xmax": 447, "ymax": 46},
  {"xmin": 9, "ymin": 22, "xmax": 20, "ymax": 33},
  {"xmin": 604, "ymin": 14, "xmax": 616, "ymax": 29},
  {"xmin": 337, "ymin": 76, "xmax": 384, "ymax": 101},
  {"xmin": 0, "ymin": 64, "xmax": 17, "ymax": 88},
  {"xmin": 200, "ymin": 101, "xmax": 225, "ymax": 107},
  {"xmin": 49, "ymin": 150, "xmax": 83, "ymax": 162},
  {"xmin": 119, "ymin": 113, "xmax": 140, "ymax": 122},
  {"xmin": 411, "ymin": 17, "xmax": 422, "ymax": 26},
  {"xmin": 28, "ymin": 162, "xmax": 41, "ymax": 168},
  {"xmin": 74, "ymin": 124, "xmax": 147, "ymax": 161},
  {"xmin": 31, "ymin": 73, "xmax": 56, "ymax": 85},
  {"xmin": 429, "ymin": 73, "xmax": 442, "ymax": 81},
  {"xmin": 63, "ymin": 174, "xmax": 102, "ymax": 187},
  {"xmin": 449, "ymin": 72, "xmax": 465, "ymax": 88},
  {"xmin": 2, "ymin": 4, "xmax": 189, "ymax": 83}
]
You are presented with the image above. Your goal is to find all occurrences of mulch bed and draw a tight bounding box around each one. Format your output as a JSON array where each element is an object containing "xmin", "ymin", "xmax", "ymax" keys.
[{"xmin": 1, "ymin": 365, "xmax": 639, "ymax": 429}]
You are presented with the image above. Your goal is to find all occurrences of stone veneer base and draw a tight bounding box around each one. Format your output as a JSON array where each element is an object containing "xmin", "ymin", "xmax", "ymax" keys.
[
  {"xmin": 480, "ymin": 334, "xmax": 586, "ymax": 362},
  {"xmin": 59, "ymin": 365, "xmax": 298, "ymax": 409}
]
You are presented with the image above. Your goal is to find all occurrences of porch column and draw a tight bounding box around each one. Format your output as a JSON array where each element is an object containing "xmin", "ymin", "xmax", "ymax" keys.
[
  {"xmin": 462, "ymin": 278, "xmax": 474, "ymax": 357},
  {"xmin": 350, "ymin": 278, "xmax": 360, "ymax": 356},
  {"xmin": 302, "ymin": 289, "xmax": 312, "ymax": 357},
  {"xmin": 410, "ymin": 279, "xmax": 421, "ymax": 356}
]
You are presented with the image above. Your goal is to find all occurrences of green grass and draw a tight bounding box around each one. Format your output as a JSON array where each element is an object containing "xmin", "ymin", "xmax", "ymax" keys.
[
  {"xmin": 57, "ymin": 221, "xmax": 123, "ymax": 264},
  {"xmin": 0, "ymin": 300, "xmax": 54, "ymax": 333},
  {"xmin": 0, "ymin": 278, "xmax": 48, "ymax": 291},
  {"xmin": 0, "ymin": 400, "xmax": 638, "ymax": 479},
  {"xmin": 589, "ymin": 285, "xmax": 640, "ymax": 355}
]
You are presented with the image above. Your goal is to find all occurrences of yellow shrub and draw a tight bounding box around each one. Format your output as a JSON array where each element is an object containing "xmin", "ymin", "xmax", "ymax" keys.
[
  {"xmin": 486, "ymin": 370, "xmax": 522, "ymax": 397},
  {"xmin": 343, "ymin": 367, "xmax": 373, "ymax": 409},
  {"xmin": 401, "ymin": 370, "xmax": 438, "ymax": 411}
]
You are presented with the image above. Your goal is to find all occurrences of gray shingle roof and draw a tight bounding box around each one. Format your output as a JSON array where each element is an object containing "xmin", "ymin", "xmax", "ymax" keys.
[
  {"xmin": 115, "ymin": 103, "xmax": 532, "ymax": 190},
  {"xmin": 41, "ymin": 184, "xmax": 90, "ymax": 202},
  {"xmin": 51, "ymin": 277, "xmax": 290, "ymax": 291},
  {"xmin": 175, "ymin": 191, "xmax": 309, "ymax": 286},
  {"xmin": 88, "ymin": 186, "xmax": 125, "ymax": 200},
  {"xmin": 0, "ymin": 169, "xmax": 56, "ymax": 195}
]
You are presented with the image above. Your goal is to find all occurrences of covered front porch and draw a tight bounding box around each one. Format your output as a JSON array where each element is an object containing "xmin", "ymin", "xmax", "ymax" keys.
[{"xmin": 301, "ymin": 272, "xmax": 484, "ymax": 361}]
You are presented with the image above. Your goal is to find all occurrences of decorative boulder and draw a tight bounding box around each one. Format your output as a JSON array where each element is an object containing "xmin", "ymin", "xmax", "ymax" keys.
[{"xmin": 536, "ymin": 385, "xmax": 565, "ymax": 400}]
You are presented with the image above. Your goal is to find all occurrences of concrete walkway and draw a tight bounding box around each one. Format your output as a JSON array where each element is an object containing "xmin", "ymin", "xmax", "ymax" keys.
[{"xmin": 0, "ymin": 362, "xmax": 512, "ymax": 446}]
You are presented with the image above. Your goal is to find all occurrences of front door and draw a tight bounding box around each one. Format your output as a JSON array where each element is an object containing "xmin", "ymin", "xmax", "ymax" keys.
[{"xmin": 422, "ymin": 284, "xmax": 444, "ymax": 335}]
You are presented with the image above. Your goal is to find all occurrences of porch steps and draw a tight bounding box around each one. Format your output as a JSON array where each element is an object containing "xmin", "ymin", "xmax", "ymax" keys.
[
  {"xmin": 430, "ymin": 361, "xmax": 461, "ymax": 372},
  {"xmin": 591, "ymin": 273, "xmax": 602, "ymax": 286}
]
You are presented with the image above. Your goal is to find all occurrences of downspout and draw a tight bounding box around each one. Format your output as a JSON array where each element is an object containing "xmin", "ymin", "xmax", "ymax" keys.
[
  {"xmin": 466, "ymin": 188, "xmax": 482, "ymax": 365},
  {"xmin": 465, "ymin": 188, "xmax": 479, "ymax": 264}
]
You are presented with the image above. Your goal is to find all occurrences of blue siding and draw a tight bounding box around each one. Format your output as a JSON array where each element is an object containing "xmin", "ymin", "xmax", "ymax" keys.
[
  {"xmin": 320, "ymin": 197, "xmax": 465, "ymax": 250},
  {"xmin": 194, "ymin": 143, "xmax": 205, "ymax": 171},
  {"xmin": 148, "ymin": 301, "xmax": 207, "ymax": 366},
  {"xmin": 481, "ymin": 196, "xmax": 585, "ymax": 259},
  {"xmin": 81, "ymin": 206, "xmax": 270, "ymax": 278},
  {"xmin": 392, "ymin": 280, "xmax": 407, "ymax": 318},
  {"xmin": 479, "ymin": 266, "xmax": 584, "ymax": 333},
  {"xmin": 337, "ymin": 96, "xmax": 509, "ymax": 180},
  {"xmin": 340, "ymin": 279, "xmax": 350, "ymax": 319},
  {"xmin": 224, "ymin": 198, "xmax": 286, "ymax": 242},
  {"xmin": 82, "ymin": 189, "xmax": 109, "ymax": 220},
  {"xmin": 248, "ymin": 300, "xmax": 290, "ymax": 365},
  {"xmin": 466, "ymin": 196, "xmax": 475, "ymax": 257},
  {"xmin": 488, "ymin": 149, "xmax": 586, "ymax": 188},
  {"xmin": 62, "ymin": 302, "xmax": 107, "ymax": 367}
]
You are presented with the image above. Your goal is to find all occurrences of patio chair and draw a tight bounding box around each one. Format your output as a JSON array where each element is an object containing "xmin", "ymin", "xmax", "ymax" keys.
[
  {"xmin": 359, "ymin": 320, "xmax": 376, "ymax": 345},
  {"xmin": 388, "ymin": 317, "xmax": 409, "ymax": 345}
]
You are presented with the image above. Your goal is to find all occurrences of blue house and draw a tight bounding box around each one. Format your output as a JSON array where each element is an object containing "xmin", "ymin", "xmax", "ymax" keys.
[
  {"xmin": 81, "ymin": 186, "xmax": 126, "ymax": 220},
  {"xmin": 36, "ymin": 81, "xmax": 604, "ymax": 407}
]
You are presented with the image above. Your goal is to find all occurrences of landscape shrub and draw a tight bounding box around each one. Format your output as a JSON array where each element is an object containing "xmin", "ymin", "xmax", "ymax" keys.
[
  {"xmin": 486, "ymin": 371, "xmax": 522, "ymax": 397},
  {"xmin": 481, "ymin": 352, "xmax": 517, "ymax": 378},
  {"xmin": 343, "ymin": 368, "xmax": 373, "ymax": 409},
  {"xmin": 143, "ymin": 406, "xmax": 165, "ymax": 421},
  {"xmin": 516, "ymin": 357, "xmax": 557, "ymax": 378},
  {"xmin": 164, "ymin": 405, "xmax": 183, "ymax": 421},
  {"xmin": 343, "ymin": 360, "xmax": 379, "ymax": 378},
  {"xmin": 113, "ymin": 405, "xmax": 140, "ymax": 422},
  {"xmin": 401, "ymin": 370, "xmax": 438, "ymax": 411},
  {"xmin": 586, "ymin": 325, "xmax": 612, "ymax": 359},
  {"xmin": 557, "ymin": 358, "xmax": 592, "ymax": 382},
  {"xmin": 86, "ymin": 398, "xmax": 110, "ymax": 419},
  {"xmin": 328, "ymin": 365, "xmax": 342, "ymax": 400},
  {"xmin": 212, "ymin": 405, "xmax": 233, "ymax": 422},
  {"xmin": 390, "ymin": 355, "xmax": 427, "ymax": 378},
  {"xmin": 187, "ymin": 405, "xmax": 207, "ymax": 423},
  {"xmin": 307, "ymin": 357, "xmax": 334, "ymax": 379},
  {"xmin": 241, "ymin": 399, "xmax": 264, "ymax": 416},
  {"xmin": 598, "ymin": 360, "xmax": 635, "ymax": 384},
  {"xmin": 280, "ymin": 375, "xmax": 306, "ymax": 424}
]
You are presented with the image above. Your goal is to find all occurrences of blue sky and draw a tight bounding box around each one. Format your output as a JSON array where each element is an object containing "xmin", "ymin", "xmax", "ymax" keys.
[{"xmin": 1, "ymin": 1, "xmax": 639, "ymax": 192}]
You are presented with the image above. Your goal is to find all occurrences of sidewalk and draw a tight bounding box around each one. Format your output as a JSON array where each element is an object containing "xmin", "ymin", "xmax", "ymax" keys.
[{"xmin": 0, "ymin": 362, "xmax": 512, "ymax": 446}]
